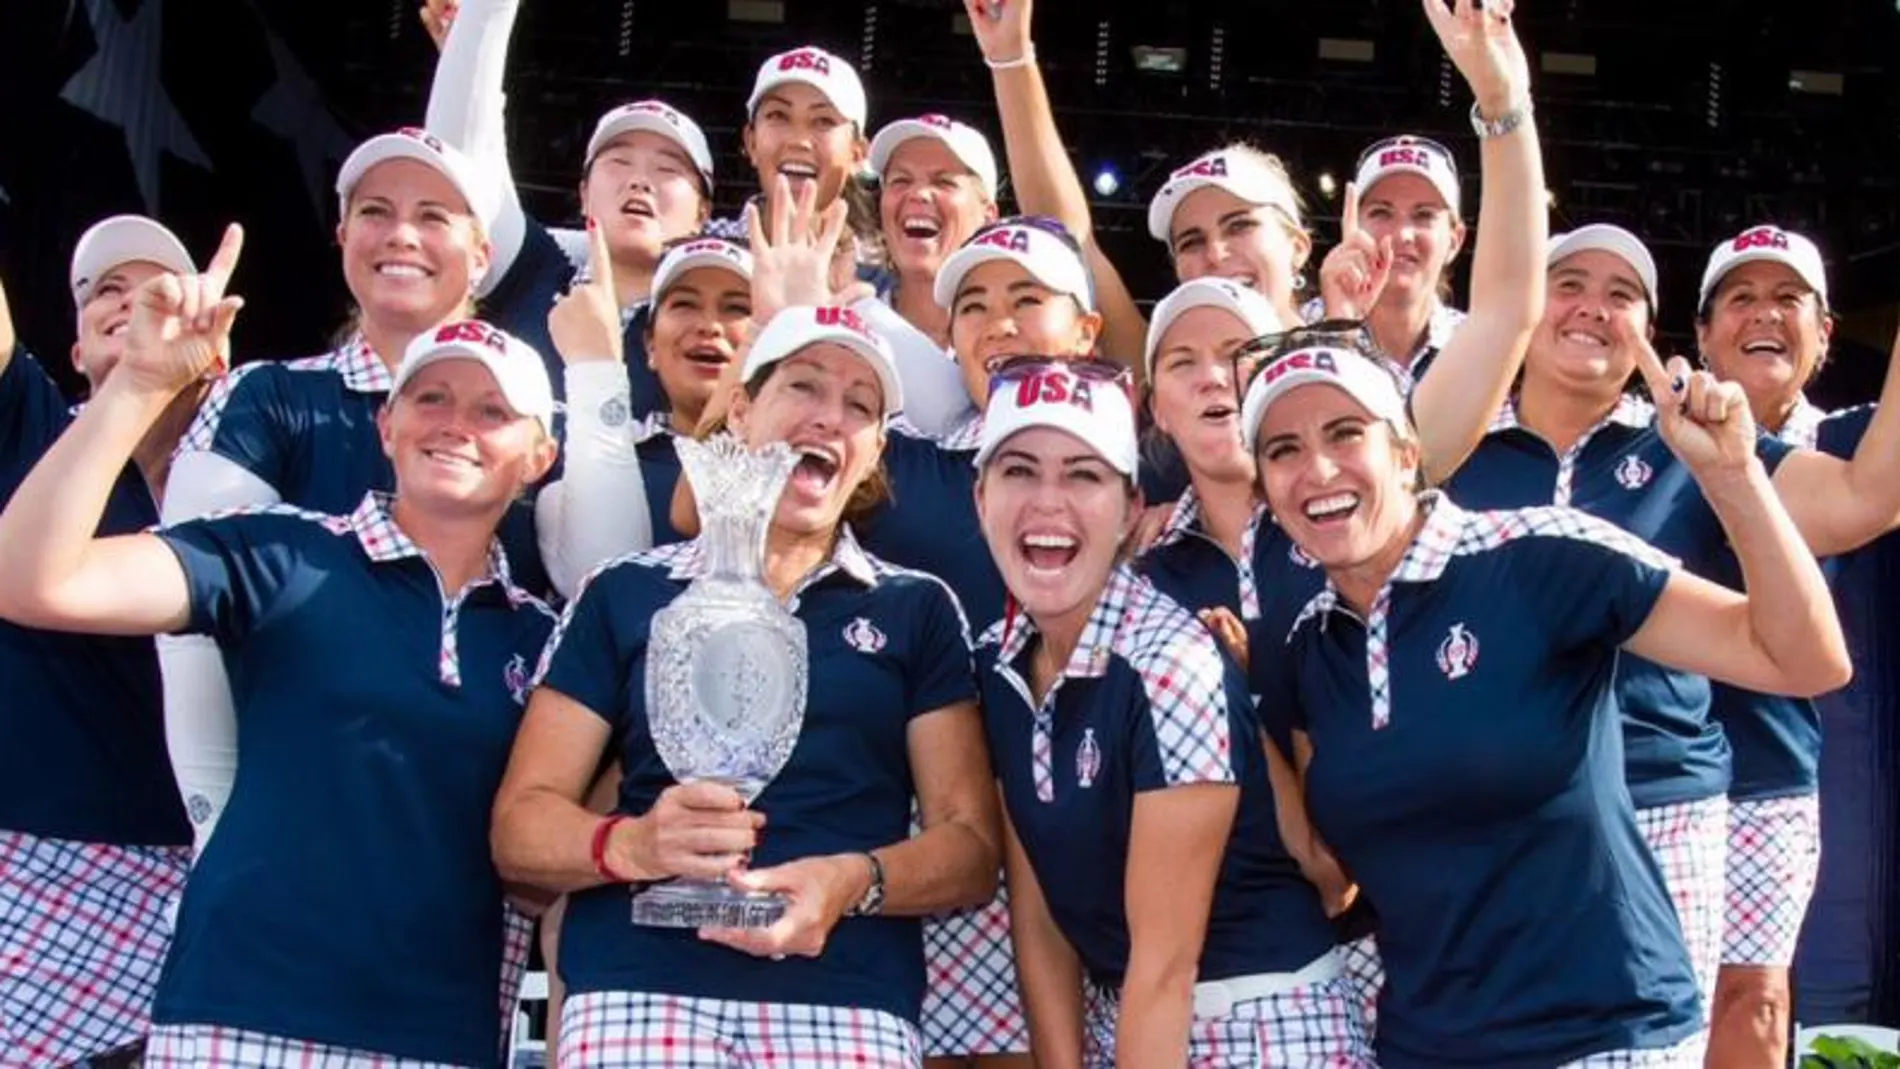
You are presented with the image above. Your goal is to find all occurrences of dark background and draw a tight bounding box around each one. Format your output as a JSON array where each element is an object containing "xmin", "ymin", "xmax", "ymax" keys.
[{"xmin": 4, "ymin": 0, "xmax": 1898, "ymax": 1025}]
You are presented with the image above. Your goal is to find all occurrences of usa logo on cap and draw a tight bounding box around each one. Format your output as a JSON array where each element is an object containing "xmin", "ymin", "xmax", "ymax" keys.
[
  {"xmin": 434, "ymin": 320, "xmax": 512, "ymax": 354},
  {"xmin": 813, "ymin": 304, "xmax": 873, "ymax": 340},
  {"xmin": 396, "ymin": 126, "xmax": 447, "ymax": 154},
  {"xmin": 777, "ymin": 48, "xmax": 833, "ymax": 75},
  {"xmin": 1731, "ymin": 226, "xmax": 1792, "ymax": 253},
  {"xmin": 974, "ymin": 226, "xmax": 1033, "ymax": 254},
  {"xmin": 1009, "ymin": 368, "xmax": 1098, "ymax": 414}
]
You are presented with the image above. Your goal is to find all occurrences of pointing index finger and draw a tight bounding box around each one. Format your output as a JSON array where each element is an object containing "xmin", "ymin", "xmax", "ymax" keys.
[
  {"xmin": 1615, "ymin": 316, "xmax": 1675, "ymax": 403},
  {"xmin": 201, "ymin": 223, "xmax": 245, "ymax": 296},
  {"xmin": 1342, "ymin": 181, "xmax": 1360, "ymax": 239},
  {"xmin": 587, "ymin": 215, "xmax": 616, "ymax": 295}
]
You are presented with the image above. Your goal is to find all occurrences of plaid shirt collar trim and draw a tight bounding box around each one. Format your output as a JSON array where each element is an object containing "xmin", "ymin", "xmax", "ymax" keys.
[
  {"xmin": 1778, "ymin": 395, "xmax": 1827, "ymax": 449},
  {"xmin": 325, "ymin": 335, "xmax": 396, "ymax": 394},
  {"xmin": 1295, "ymin": 491, "xmax": 1469, "ymax": 633},
  {"xmin": 341, "ymin": 491, "xmax": 527, "ymax": 600},
  {"xmin": 1488, "ymin": 392, "xmax": 1655, "ymax": 435},
  {"xmin": 996, "ymin": 564, "xmax": 1139, "ymax": 680},
  {"xmin": 1149, "ymin": 488, "xmax": 1204, "ymax": 552},
  {"xmin": 937, "ymin": 411, "xmax": 986, "ymax": 453},
  {"xmin": 661, "ymin": 524, "xmax": 880, "ymax": 589}
]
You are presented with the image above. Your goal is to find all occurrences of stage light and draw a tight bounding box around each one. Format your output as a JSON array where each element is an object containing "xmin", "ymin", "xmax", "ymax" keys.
[
  {"xmin": 1318, "ymin": 172, "xmax": 1338, "ymax": 198},
  {"xmin": 1093, "ymin": 167, "xmax": 1121, "ymax": 197}
]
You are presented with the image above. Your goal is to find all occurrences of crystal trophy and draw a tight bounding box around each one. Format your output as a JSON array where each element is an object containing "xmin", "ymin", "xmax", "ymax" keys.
[{"xmin": 632, "ymin": 432, "xmax": 809, "ymax": 929}]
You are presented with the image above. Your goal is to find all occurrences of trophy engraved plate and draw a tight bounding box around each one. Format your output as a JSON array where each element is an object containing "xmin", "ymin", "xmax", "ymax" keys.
[{"xmin": 633, "ymin": 433, "xmax": 808, "ymax": 930}]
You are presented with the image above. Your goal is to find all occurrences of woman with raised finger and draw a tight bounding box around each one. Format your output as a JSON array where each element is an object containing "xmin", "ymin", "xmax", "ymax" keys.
[
  {"xmin": 972, "ymin": 361, "xmax": 1373, "ymax": 1066},
  {"xmin": 0, "ymin": 234, "xmax": 564, "ymax": 1065},
  {"xmin": 492, "ymin": 305, "xmax": 1000, "ymax": 1068},
  {"xmin": 1243, "ymin": 325, "xmax": 1849, "ymax": 1066}
]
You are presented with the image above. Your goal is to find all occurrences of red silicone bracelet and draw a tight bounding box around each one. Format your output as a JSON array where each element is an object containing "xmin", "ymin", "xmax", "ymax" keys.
[{"xmin": 591, "ymin": 814, "xmax": 632, "ymax": 883}]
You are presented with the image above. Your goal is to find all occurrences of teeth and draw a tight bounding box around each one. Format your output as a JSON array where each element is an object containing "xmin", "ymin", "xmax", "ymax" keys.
[
  {"xmin": 378, "ymin": 264, "xmax": 427, "ymax": 278},
  {"xmin": 424, "ymin": 449, "xmax": 478, "ymax": 469},
  {"xmin": 1304, "ymin": 493, "xmax": 1358, "ymax": 519},
  {"xmin": 901, "ymin": 216, "xmax": 941, "ymax": 237},
  {"xmin": 1024, "ymin": 533, "xmax": 1077, "ymax": 549},
  {"xmin": 779, "ymin": 163, "xmax": 818, "ymax": 179},
  {"xmin": 621, "ymin": 201, "xmax": 653, "ymax": 216},
  {"xmin": 1743, "ymin": 341, "xmax": 1786, "ymax": 354},
  {"xmin": 105, "ymin": 323, "xmax": 128, "ymax": 337},
  {"xmin": 1201, "ymin": 406, "xmax": 1235, "ymax": 420},
  {"xmin": 1562, "ymin": 331, "xmax": 1608, "ymax": 347}
]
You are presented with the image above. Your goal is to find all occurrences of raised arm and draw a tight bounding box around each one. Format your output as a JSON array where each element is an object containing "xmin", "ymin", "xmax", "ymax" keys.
[
  {"xmin": 0, "ymin": 227, "xmax": 245, "ymax": 636},
  {"xmin": 1409, "ymin": 0, "xmax": 1544, "ymax": 483},
  {"xmin": 425, "ymin": 0, "xmax": 528, "ymax": 286},
  {"xmin": 1769, "ymin": 321, "xmax": 1900, "ymax": 557},
  {"xmin": 1621, "ymin": 331, "xmax": 1848, "ymax": 697},
  {"xmin": 0, "ymin": 270, "xmax": 14, "ymax": 378},
  {"xmin": 965, "ymin": 0, "xmax": 1148, "ymax": 366}
]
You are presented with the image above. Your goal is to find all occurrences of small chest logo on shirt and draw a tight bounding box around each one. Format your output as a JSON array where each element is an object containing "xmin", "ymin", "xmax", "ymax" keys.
[
  {"xmin": 1615, "ymin": 454, "xmax": 1653, "ymax": 490},
  {"xmin": 843, "ymin": 617, "xmax": 887, "ymax": 654},
  {"xmin": 1076, "ymin": 728, "xmax": 1102, "ymax": 789},
  {"xmin": 504, "ymin": 654, "xmax": 530, "ymax": 706},
  {"xmin": 1435, "ymin": 623, "xmax": 1480, "ymax": 681}
]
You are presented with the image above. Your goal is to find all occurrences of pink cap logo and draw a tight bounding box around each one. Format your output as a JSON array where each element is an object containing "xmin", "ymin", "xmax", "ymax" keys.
[
  {"xmin": 1011, "ymin": 369, "xmax": 1097, "ymax": 413},
  {"xmin": 917, "ymin": 113, "xmax": 954, "ymax": 129},
  {"xmin": 813, "ymin": 305, "xmax": 873, "ymax": 339},
  {"xmin": 1259, "ymin": 348, "xmax": 1340, "ymax": 388},
  {"xmin": 434, "ymin": 320, "xmax": 511, "ymax": 354},
  {"xmin": 1377, "ymin": 146, "xmax": 1435, "ymax": 170},
  {"xmin": 973, "ymin": 226, "xmax": 1032, "ymax": 254},
  {"xmin": 619, "ymin": 101, "xmax": 682, "ymax": 127},
  {"xmin": 396, "ymin": 126, "xmax": 446, "ymax": 154},
  {"xmin": 1170, "ymin": 155, "xmax": 1230, "ymax": 182},
  {"xmin": 777, "ymin": 49, "xmax": 833, "ymax": 76},
  {"xmin": 676, "ymin": 238, "xmax": 739, "ymax": 259},
  {"xmin": 1732, "ymin": 226, "xmax": 1791, "ymax": 253}
]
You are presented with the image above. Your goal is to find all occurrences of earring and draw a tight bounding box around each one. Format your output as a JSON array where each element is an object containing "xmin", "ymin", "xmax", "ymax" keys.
[{"xmin": 1293, "ymin": 272, "xmax": 1309, "ymax": 292}]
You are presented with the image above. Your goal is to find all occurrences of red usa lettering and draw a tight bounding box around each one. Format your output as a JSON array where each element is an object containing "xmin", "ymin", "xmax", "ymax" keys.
[
  {"xmin": 397, "ymin": 126, "xmax": 445, "ymax": 153},
  {"xmin": 1171, "ymin": 156, "xmax": 1229, "ymax": 181},
  {"xmin": 677, "ymin": 239, "xmax": 734, "ymax": 258},
  {"xmin": 1014, "ymin": 372, "xmax": 1095, "ymax": 411},
  {"xmin": 1261, "ymin": 349, "xmax": 1339, "ymax": 386},
  {"xmin": 814, "ymin": 306, "xmax": 871, "ymax": 336},
  {"xmin": 1733, "ymin": 227, "xmax": 1790, "ymax": 252},
  {"xmin": 435, "ymin": 321, "xmax": 509, "ymax": 352},
  {"xmin": 624, "ymin": 101, "xmax": 677, "ymax": 123},
  {"xmin": 778, "ymin": 50, "xmax": 832, "ymax": 75},
  {"xmin": 918, "ymin": 114, "xmax": 952, "ymax": 128},
  {"xmin": 974, "ymin": 228, "xmax": 1031, "ymax": 253},
  {"xmin": 1378, "ymin": 147, "xmax": 1431, "ymax": 169}
]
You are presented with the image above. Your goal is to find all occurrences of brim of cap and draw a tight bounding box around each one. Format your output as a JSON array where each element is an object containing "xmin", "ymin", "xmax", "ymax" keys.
[
  {"xmin": 1144, "ymin": 283, "xmax": 1282, "ymax": 378},
  {"xmin": 973, "ymin": 417, "xmax": 1137, "ymax": 478},
  {"xmin": 1241, "ymin": 369, "xmax": 1400, "ymax": 453},
  {"xmin": 655, "ymin": 249, "xmax": 753, "ymax": 297},
  {"xmin": 746, "ymin": 72, "xmax": 866, "ymax": 127},
  {"xmin": 869, "ymin": 121, "xmax": 996, "ymax": 196},
  {"xmin": 337, "ymin": 137, "xmax": 497, "ymax": 227},
  {"xmin": 1147, "ymin": 176, "xmax": 1222, "ymax": 243},
  {"xmin": 586, "ymin": 113, "xmax": 713, "ymax": 186},
  {"xmin": 70, "ymin": 216, "xmax": 195, "ymax": 304},
  {"xmin": 1549, "ymin": 227, "xmax": 1659, "ymax": 306},
  {"xmin": 746, "ymin": 326, "xmax": 905, "ymax": 416},
  {"xmin": 1358, "ymin": 163, "xmax": 1460, "ymax": 212},
  {"xmin": 1698, "ymin": 249, "xmax": 1829, "ymax": 311},
  {"xmin": 394, "ymin": 347, "xmax": 553, "ymax": 430},
  {"xmin": 932, "ymin": 245, "xmax": 1092, "ymax": 312}
]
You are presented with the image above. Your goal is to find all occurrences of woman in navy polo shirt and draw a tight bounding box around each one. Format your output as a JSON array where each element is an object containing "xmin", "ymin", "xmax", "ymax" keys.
[
  {"xmin": 425, "ymin": 0, "xmax": 714, "ymax": 415},
  {"xmin": 159, "ymin": 126, "xmax": 519, "ymax": 854},
  {"xmin": 971, "ymin": 360, "xmax": 1372, "ymax": 1065},
  {"xmin": 0, "ymin": 234, "xmax": 564, "ymax": 1068},
  {"xmin": 0, "ymin": 216, "xmax": 199, "ymax": 1069},
  {"xmin": 1692, "ymin": 225, "xmax": 1900, "ymax": 1067},
  {"xmin": 493, "ymin": 304, "xmax": 1001, "ymax": 1068},
  {"xmin": 1242, "ymin": 331, "xmax": 1849, "ymax": 1067}
]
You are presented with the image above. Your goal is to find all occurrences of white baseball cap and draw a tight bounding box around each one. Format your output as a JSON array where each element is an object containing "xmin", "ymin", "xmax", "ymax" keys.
[
  {"xmin": 747, "ymin": 46, "xmax": 868, "ymax": 129},
  {"xmin": 392, "ymin": 320, "xmax": 556, "ymax": 434},
  {"xmin": 585, "ymin": 100, "xmax": 715, "ymax": 191},
  {"xmin": 869, "ymin": 114, "xmax": 1000, "ymax": 200},
  {"xmin": 975, "ymin": 362, "xmax": 1140, "ymax": 478},
  {"xmin": 1147, "ymin": 149, "xmax": 1303, "ymax": 244},
  {"xmin": 1241, "ymin": 345, "xmax": 1410, "ymax": 453},
  {"xmin": 1698, "ymin": 225, "xmax": 1829, "ymax": 313},
  {"xmin": 1143, "ymin": 277, "xmax": 1285, "ymax": 379},
  {"xmin": 1547, "ymin": 224, "xmax": 1660, "ymax": 309},
  {"xmin": 742, "ymin": 305, "xmax": 904, "ymax": 416},
  {"xmin": 69, "ymin": 215, "xmax": 195, "ymax": 307},
  {"xmin": 652, "ymin": 237, "xmax": 754, "ymax": 300},
  {"xmin": 1353, "ymin": 135, "xmax": 1461, "ymax": 216},
  {"xmin": 934, "ymin": 219, "xmax": 1094, "ymax": 312},
  {"xmin": 336, "ymin": 127, "xmax": 504, "ymax": 230}
]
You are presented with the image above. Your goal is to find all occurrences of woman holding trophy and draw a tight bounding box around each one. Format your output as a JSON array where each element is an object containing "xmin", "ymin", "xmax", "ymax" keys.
[{"xmin": 493, "ymin": 304, "xmax": 1001, "ymax": 1067}]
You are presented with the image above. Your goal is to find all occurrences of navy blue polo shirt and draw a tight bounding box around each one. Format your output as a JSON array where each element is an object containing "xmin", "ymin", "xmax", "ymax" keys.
[
  {"xmin": 859, "ymin": 419, "xmax": 1008, "ymax": 632},
  {"xmin": 1136, "ymin": 489, "xmax": 1267, "ymax": 623},
  {"xmin": 181, "ymin": 339, "xmax": 550, "ymax": 596},
  {"xmin": 1442, "ymin": 396, "xmax": 1793, "ymax": 809},
  {"xmin": 481, "ymin": 216, "xmax": 664, "ymax": 422},
  {"xmin": 620, "ymin": 411, "xmax": 686, "ymax": 547},
  {"xmin": 1701, "ymin": 403, "xmax": 1864, "ymax": 801},
  {"xmin": 150, "ymin": 492, "xmax": 556, "ymax": 1066},
  {"xmin": 1264, "ymin": 495, "xmax": 1701, "ymax": 1067},
  {"xmin": 0, "ymin": 350, "xmax": 188, "ymax": 847},
  {"xmin": 536, "ymin": 528, "xmax": 976, "ymax": 1024},
  {"xmin": 979, "ymin": 566, "xmax": 1333, "ymax": 991}
]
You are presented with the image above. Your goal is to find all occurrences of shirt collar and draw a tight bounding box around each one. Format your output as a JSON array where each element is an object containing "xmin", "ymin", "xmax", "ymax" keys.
[
  {"xmin": 661, "ymin": 523, "xmax": 880, "ymax": 589},
  {"xmin": 338, "ymin": 491, "xmax": 534, "ymax": 603},
  {"xmin": 1148, "ymin": 487, "xmax": 1205, "ymax": 552},
  {"xmin": 995, "ymin": 563, "xmax": 1140, "ymax": 681},
  {"xmin": 1777, "ymin": 395, "xmax": 1827, "ymax": 449},
  {"xmin": 1288, "ymin": 491, "xmax": 1469, "ymax": 637},
  {"xmin": 327, "ymin": 334, "xmax": 396, "ymax": 394},
  {"xmin": 1488, "ymin": 391, "xmax": 1655, "ymax": 436},
  {"xmin": 937, "ymin": 411, "xmax": 987, "ymax": 453}
]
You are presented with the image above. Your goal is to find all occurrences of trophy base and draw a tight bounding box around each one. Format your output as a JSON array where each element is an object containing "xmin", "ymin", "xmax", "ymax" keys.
[{"xmin": 630, "ymin": 879, "xmax": 788, "ymax": 929}]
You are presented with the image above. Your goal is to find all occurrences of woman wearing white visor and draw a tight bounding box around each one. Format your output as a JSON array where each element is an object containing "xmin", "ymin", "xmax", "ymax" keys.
[{"xmin": 425, "ymin": 0, "xmax": 714, "ymax": 418}]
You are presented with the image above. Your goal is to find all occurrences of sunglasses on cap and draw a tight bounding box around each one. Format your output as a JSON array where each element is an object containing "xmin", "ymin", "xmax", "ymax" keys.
[
  {"xmin": 986, "ymin": 354, "xmax": 1136, "ymax": 405},
  {"xmin": 1235, "ymin": 318, "xmax": 1370, "ymax": 378},
  {"xmin": 1354, "ymin": 135, "xmax": 1460, "ymax": 178},
  {"xmin": 971, "ymin": 213, "xmax": 1084, "ymax": 254}
]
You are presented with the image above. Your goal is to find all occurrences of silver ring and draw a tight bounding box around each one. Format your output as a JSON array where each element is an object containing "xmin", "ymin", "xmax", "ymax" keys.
[{"xmin": 771, "ymin": 953, "xmax": 786, "ymax": 961}]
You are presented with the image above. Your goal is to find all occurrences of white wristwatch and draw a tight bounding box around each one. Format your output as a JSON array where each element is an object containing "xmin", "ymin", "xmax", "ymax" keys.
[{"xmin": 1470, "ymin": 99, "xmax": 1532, "ymax": 139}]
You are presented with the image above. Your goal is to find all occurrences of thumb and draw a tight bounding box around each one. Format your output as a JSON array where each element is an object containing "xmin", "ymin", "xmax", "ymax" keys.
[{"xmin": 726, "ymin": 863, "xmax": 793, "ymax": 894}]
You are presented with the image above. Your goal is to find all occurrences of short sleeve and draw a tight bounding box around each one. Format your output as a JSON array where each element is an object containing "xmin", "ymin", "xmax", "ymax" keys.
[
  {"xmin": 1753, "ymin": 430, "xmax": 1796, "ymax": 475},
  {"xmin": 156, "ymin": 512, "xmax": 307, "ymax": 643},
  {"xmin": 531, "ymin": 561, "xmax": 644, "ymax": 724},
  {"xmin": 903, "ymin": 576, "xmax": 978, "ymax": 717},
  {"xmin": 178, "ymin": 365, "xmax": 292, "ymax": 488},
  {"xmin": 1130, "ymin": 631, "xmax": 1237, "ymax": 792},
  {"xmin": 0, "ymin": 350, "xmax": 73, "ymax": 492},
  {"xmin": 1518, "ymin": 521, "xmax": 1674, "ymax": 652},
  {"xmin": 1252, "ymin": 629, "xmax": 1309, "ymax": 748},
  {"xmin": 1815, "ymin": 406, "xmax": 1873, "ymax": 462}
]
